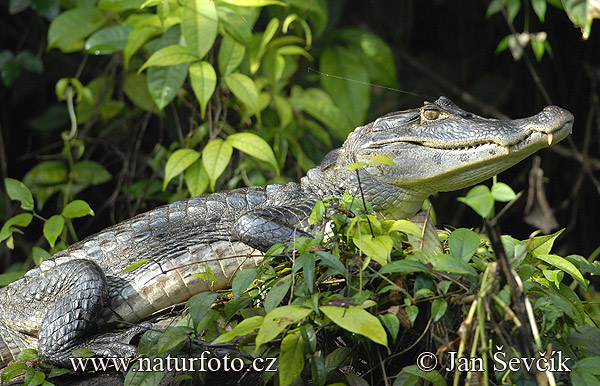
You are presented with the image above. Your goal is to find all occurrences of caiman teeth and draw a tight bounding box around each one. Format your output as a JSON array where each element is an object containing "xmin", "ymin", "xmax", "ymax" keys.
[
  {"xmin": 547, "ymin": 133, "xmax": 553, "ymax": 145},
  {"xmin": 504, "ymin": 146, "xmax": 510, "ymax": 155}
]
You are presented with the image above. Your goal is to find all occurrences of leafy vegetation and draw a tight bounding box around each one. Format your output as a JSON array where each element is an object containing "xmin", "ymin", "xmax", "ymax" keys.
[{"xmin": 2, "ymin": 0, "xmax": 600, "ymax": 385}]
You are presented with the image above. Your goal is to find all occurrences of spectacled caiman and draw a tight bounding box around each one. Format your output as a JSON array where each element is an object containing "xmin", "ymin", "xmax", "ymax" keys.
[{"xmin": 0, "ymin": 97, "xmax": 574, "ymax": 368}]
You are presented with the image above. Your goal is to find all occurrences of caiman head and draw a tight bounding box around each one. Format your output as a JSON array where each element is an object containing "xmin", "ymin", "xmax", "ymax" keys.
[{"xmin": 331, "ymin": 96, "xmax": 574, "ymax": 218}]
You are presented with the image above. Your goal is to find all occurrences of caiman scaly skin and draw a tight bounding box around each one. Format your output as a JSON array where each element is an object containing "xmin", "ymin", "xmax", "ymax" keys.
[{"xmin": 0, "ymin": 97, "xmax": 573, "ymax": 368}]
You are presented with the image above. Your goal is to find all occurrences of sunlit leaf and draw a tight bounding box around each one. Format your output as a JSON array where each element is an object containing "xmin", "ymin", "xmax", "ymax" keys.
[
  {"xmin": 202, "ymin": 138, "xmax": 233, "ymax": 190},
  {"xmin": 320, "ymin": 305, "xmax": 388, "ymax": 348},
  {"xmin": 184, "ymin": 159, "xmax": 209, "ymax": 197},
  {"xmin": 139, "ymin": 45, "xmax": 198, "ymax": 72},
  {"xmin": 5, "ymin": 178, "xmax": 34, "ymax": 211},
  {"xmin": 279, "ymin": 331, "xmax": 304, "ymax": 386},
  {"xmin": 189, "ymin": 61, "xmax": 216, "ymax": 119},
  {"xmin": 163, "ymin": 149, "xmax": 200, "ymax": 190},
  {"xmin": 84, "ymin": 25, "xmax": 132, "ymax": 55},
  {"xmin": 218, "ymin": 34, "xmax": 246, "ymax": 75},
  {"xmin": 181, "ymin": 0, "xmax": 218, "ymax": 58},
  {"xmin": 226, "ymin": 132, "xmax": 279, "ymax": 173},
  {"xmin": 255, "ymin": 306, "xmax": 313, "ymax": 349},
  {"xmin": 147, "ymin": 62, "xmax": 190, "ymax": 110},
  {"xmin": 62, "ymin": 200, "xmax": 95, "ymax": 218},
  {"xmin": 47, "ymin": 7, "xmax": 107, "ymax": 50},
  {"xmin": 43, "ymin": 215, "xmax": 64, "ymax": 248},
  {"xmin": 223, "ymin": 72, "xmax": 259, "ymax": 116}
]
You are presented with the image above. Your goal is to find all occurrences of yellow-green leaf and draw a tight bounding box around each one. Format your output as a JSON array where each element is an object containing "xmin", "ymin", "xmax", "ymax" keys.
[
  {"xmin": 389, "ymin": 219, "xmax": 422, "ymax": 236},
  {"xmin": 226, "ymin": 132, "xmax": 279, "ymax": 174},
  {"xmin": 223, "ymin": 72, "xmax": 259, "ymax": 116},
  {"xmin": 320, "ymin": 305, "xmax": 388, "ymax": 349},
  {"xmin": 217, "ymin": 0, "xmax": 285, "ymax": 6},
  {"xmin": 212, "ymin": 315, "xmax": 264, "ymax": 344},
  {"xmin": 202, "ymin": 139, "xmax": 233, "ymax": 191},
  {"xmin": 47, "ymin": 8, "xmax": 107, "ymax": 50},
  {"xmin": 181, "ymin": 0, "xmax": 218, "ymax": 58},
  {"xmin": 184, "ymin": 159, "xmax": 209, "ymax": 197},
  {"xmin": 43, "ymin": 215, "xmax": 64, "ymax": 248},
  {"xmin": 189, "ymin": 61, "xmax": 216, "ymax": 119},
  {"xmin": 5, "ymin": 178, "xmax": 34, "ymax": 211},
  {"xmin": 218, "ymin": 34, "xmax": 246, "ymax": 76},
  {"xmin": 536, "ymin": 253, "xmax": 587, "ymax": 289},
  {"xmin": 255, "ymin": 306, "xmax": 313, "ymax": 349},
  {"xmin": 353, "ymin": 234, "xmax": 393, "ymax": 265},
  {"xmin": 279, "ymin": 331, "xmax": 304, "ymax": 386},
  {"xmin": 138, "ymin": 45, "xmax": 198, "ymax": 73},
  {"xmin": 62, "ymin": 200, "xmax": 95, "ymax": 218},
  {"xmin": 163, "ymin": 149, "xmax": 201, "ymax": 190},
  {"xmin": 368, "ymin": 155, "xmax": 395, "ymax": 166}
]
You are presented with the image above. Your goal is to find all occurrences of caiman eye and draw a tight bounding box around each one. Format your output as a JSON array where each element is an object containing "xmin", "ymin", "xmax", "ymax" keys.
[{"xmin": 423, "ymin": 109, "xmax": 440, "ymax": 120}]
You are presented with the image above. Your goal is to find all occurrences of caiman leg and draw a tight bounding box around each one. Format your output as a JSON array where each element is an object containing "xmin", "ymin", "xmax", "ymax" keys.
[{"xmin": 35, "ymin": 260, "xmax": 139, "ymax": 367}]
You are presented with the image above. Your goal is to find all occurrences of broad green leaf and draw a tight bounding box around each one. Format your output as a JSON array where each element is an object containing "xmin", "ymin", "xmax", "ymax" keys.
[
  {"xmin": 378, "ymin": 260, "xmax": 431, "ymax": 275},
  {"xmin": 47, "ymin": 7, "xmax": 107, "ymax": 50},
  {"xmin": 184, "ymin": 159, "xmax": 209, "ymax": 197},
  {"xmin": 212, "ymin": 315, "xmax": 264, "ymax": 344},
  {"xmin": 528, "ymin": 229, "xmax": 564, "ymax": 257},
  {"xmin": 181, "ymin": 0, "xmax": 218, "ymax": 58},
  {"xmin": 123, "ymin": 73, "xmax": 157, "ymax": 111},
  {"xmin": 223, "ymin": 72, "xmax": 259, "ymax": 116},
  {"xmin": 355, "ymin": 29, "xmax": 397, "ymax": 87},
  {"xmin": 279, "ymin": 331, "xmax": 304, "ymax": 386},
  {"xmin": 124, "ymin": 361, "xmax": 166, "ymax": 385},
  {"xmin": 156, "ymin": 327, "xmax": 191, "ymax": 355},
  {"xmin": 98, "ymin": 0, "xmax": 146, "ymax": 10},
  {"xmin": 189, "ymin": 61, "xmax": 217, "ymax": 119},
  {"xmin": 43, "ymin": 215, "xmax": 64, "ymax": 248},
  {"xmin": 345, "ymin": 162, "xmax": 367, "ymax": 171},
  {"xmin": 72, "ymin": 160, "xmax": 112, "ymax": 185},
  {"xmin": 573, "ymin": 357, "xmax": 600, "ymax": 375},
  {"xmin": 431, "ymin": 299, "xmax": 448, "ymax": 322},
  {"xmin": 320, "ymin": 47, "xmax": 370, "ymax": 128},
  {"xmin": 16, "ymin": 349, "xmax": 38, "ymax": 363},
  {"xmin": 187, "ymin": 292, "xmax": 218, "ymax": 328},
  {"xmin": 123, "ymin": 258, "xmax": 152, "ymax": 272},
  {"xmin": 139, "ymin": 45, "xmax": 198, "ymax": 72},
  {"xmin": 232, "ymin": 268, "xmax": 258, "ymax": 297},
  {"xmin": 320, "ymin": 305, "xmax": 388, "ymax": 348},
  {"xmin": 24, "ymin": 161, "xmax": 67, "ymax": 185},
  {"xmin": 448, "ymin": 228, "xmax": 480, "ymax": 262},
  {"xmin": 316, "ymin": 251, "xmax": 347, "ymax": 276},
  {"xmin": 163, "ymin": 149, "xmax": 201, "ymax": 190},
  {"xmin": 399, "ymin": 365, "xmax": 446, "ymax": 386},
  {"xmin": 353, "ymin": 234, "xmax": 393, "ymax": 266},
  {"xmin": 368, "ymin": 155, "xmax": 395, "ymax": 166},
  {"xmin": 289, "ymin": 86, "xmax": 348, "ymax": 140},
  {"xmin": 491, "ymin": 181, "xmax": 517, "ymax": 202},
  {"xmin": 543, "ymin": 269, "xmax": 564, "ymax": 287},
  {"xmin": 0, "ymin": 213, "xmax": 33, "ymax": 243},
  {"xmin": 389, "ymin": 219, "xmax": 422, "ymax": 236},
  {"xmin": 216, "ymin": 5, "xmax": 252, "ymax": 44},
  {"xmin": 123, "ymin": 24, "xmax": 161, "ymax": 69},
  {"xmin": 406, "ymin": 305, "xmax": 419, "ymax": 325},
  {"xmin": 5, "ymin": 178, "xmax": 34, "ymax": 211},
  {"xmin": 273, "ymin": 94, "xmax": 292, "ymax": 127},
  {"xmin": 429, "ymin": 254, "xmax": 478, "ymax": 277},
  {"xmin": 264, "ymin": 275, "xmax": 292, "ymax": 313},
  {"xmin": 147, "ymin": 62, "xmax": 190, "ymax": 110},
  {"xmin": 536, "ymin": 253, "xmax": 587, "ymax": 288},
  {"xmin": 226, "ymin": 132, "xmax": 279, "ymax": 173},
  {"xmin": 202, "ymin": 138, "xmax": 233, "ymax": 190},
  {"xmin": 32, "ymin": 246, "xmax": 50, "ymax": 265},
  {"xmin": 0, "ymin": 271, "xmax": 26, "ymax": 286},
  {"xmin": 457, "ymin": 185, "xmax": 494, "ymax": 218},
  {"xmin": 62, "ymin": 200, "xmax": 95, "ymax": 218},
  {"xmin": 1, "ymin": 363, "xmax": 27, "ymax": 385},
  {"xmin": 218, "ymin": 0, "xmax": 285, "ymax": 6},
  {"xmin": 570, "ymin": 369, "xmax": 600, "ymax": 386},
  {"xmin": 378, "ymin": 314, "xmax": 399, "ymax": 342},
  {"xmin": 218, "ymin": 34, "xmax": 246, "ymax": 75},
  {"xmin": 276, "ymin": 45, "xmax": 312, "ymax": 60},
  {"xmin": 255, "ymin": 306, "xmax": 313, "ymax": 348},
  {"xmin": 84, "ymin": 26, "xmax": 132, "ymax": 55}
]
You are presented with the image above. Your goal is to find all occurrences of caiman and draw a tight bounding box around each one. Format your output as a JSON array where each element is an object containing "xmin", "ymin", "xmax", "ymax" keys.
[{"xmin": 0, "ymin": 97, "xmax": 573, "ymax": 368}]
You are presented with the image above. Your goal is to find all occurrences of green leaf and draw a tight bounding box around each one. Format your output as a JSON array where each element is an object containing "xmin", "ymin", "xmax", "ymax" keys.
[
  {"xmin": 5, "ymin": 178, "xmax": 34, "ymax": 211},
  {"xmin": 62, "ymin": 200, "xmax": 95, "ymax": 218},
  {"xmin": 184, "ymin": 159, "xmax": 209, "ymax": 197},
  {"xmin": 189, "ymin": 61, "xmax": 217, "ymax": 119},
  {"xmin": 353, "ymin": 234, "xmax": 393, "ymax": 266},
  {"xmin": 448, "ymin": 228, "xmax": 480, "ymax": 262},
  {"xmin": 139, "ymin": 45, "xmax": 199, "ymax": 72},
  {"xmin": 24, "ymin": 161, "xmax": 67, "ymax": 185},
  {"xmin": 156, "ymin": 327, "xmax": 191, "ymax": 355},
  {"xmin": 379, "ymin": 260, "xmax": 431, "ymax": 275},
  {"xmin": 399, "ymin": 365, "xmax": 447, "ymax": 386},
  {"xmin": 202, "ymin": 138, "xmax": 233, "ymax": 190},
  {"xmin": 0, "ymin": 271, "xmax": 26, "ymax": 286},
  {"xmin": 232, "ymin": 268, "xmax": 258, "ymax": 297},
  {"xmin": 122, "ymin": 258, "xmax": 152, "ymax": 272},
  {"xmin": 573, "ymin": 357, "xmax": 600, "ymax": 375},
  {"xmin": 289, "ymin": 86, "xmax": 347, "ymax": 140},
  {"xmin": 43, "ymin": 215, "xmax": 64, "ymax": 248},
  {"xmin": 457, "ymin": 185, "xmax": 494, "ymax": 218},
  {"xmin": 320, "ymin": 47, "xmax": 370, "ymax": 128},
  {"xmin": 212, "ymin": 315, "xmax": 264, "ymax": 344},
  {"xmin": 98, "ymin": 0, "xmax": 146, "ymax": 10},
  {"xmin": 218, "ymin": 34, "xmax": 246, "ymax": 76},
  {"xmin": 0, "ymin": 213, "xmax": 33, "ymax": 243},
  {"xmin": 345, "ymin": 162, "xmax": 367, "ymax": 171},
  {"xmin": 429, "ymin": 254, "xmax": 478, "ymax": 277},
  {"xmin": 491, "ymin": 181, "xmax": 517, "ymax": 202},
  {"xmin": 264, "ymin": 275, "xmax": 292, "ymax": 313},
  {"xmin": 255, "ymin": 306, "xmax": 313, "ymax": 348},
  {"xmin": 147, "ymin": 62, "xmax": 190, "ymax": 110},
  {"xmin": 389, "ymin": 219, "xmax": 422, "ymax": 236},
  {"xmin": 536, "ymin": 253, "xmax": 587, "ymax": 288},
  {"xmin": 187, "ymin": 292, "xmax": 217, "ymax": 328},
  {"xmin": 32, "ymin": 246, "xmax": 50, "ymax": 265},
  {"xmin": 378, "ymin": 314, "xmax": 399, "ymax": 342},
  {"xmin": 163, "ymin": 149, "xmax": 201, "ymax": 190},
  {"xmin": 528, "ymin": 229, "xmax": 564, "ymax": 257},
  {"xmin": 47, "ymin": 7, "xmax": 107, "ymax": 50},
  {"xmin": 16, "ymin": 349, "xmax": 38, "ymax": 363},
  {"xmin": 223, "ymin": 72, "xmax": 259, "ymax": 116},
  {"xmin": 226, "ymin": 132, "xmax": 279, "ymax": 173},
  {"xmin": 316, "ymin": 251, "xmax": 347, "ymax": 276},
  {"xmin": 532, "ymin": 0, "xmax": 547, "ymax": 22},
  {"xmin": 84, "ymin": 25, "xmax": 133, "ymax": 55},
  {"xmin": 181, "ymin": 0, "xmax": 218, "ymax": 58},
  {"xmin": 320, "ymin": 305, "xmax": 388, "ymax": 349},
  {"xmin": 123, "ymin": 73, "xmax": 157, "ymax": 111},
  {"xmin": 279, "ymin": 331, "xmax": 304, "ymax": 386},
  {"xmin": 1, "ymin": 363, "xmax": 27, "ymax": 385},
  {"xmin": 123, "ymin": 24, "xmax": 161, "ymax": 69},
  {"xmin": 431, "ymin": 299, "xmax": 448, "ymax": 322},
  {"xmin": 368, "ymin": 155, "xmax": 395, "ymax": 166},
  {"xmin": 72, "ymin": 160, "xmax": 112, "ymax": 185},
  {"xmin": 570, "ymin": 369, "xmax": 600, "ymax": 386},
  {"xmin": 406, "ymin": 305, "xmax": 419, "ymax": 325},
  {"xmin": 218, "ymin": 0, "xmax": 285, "ymax": 6}
]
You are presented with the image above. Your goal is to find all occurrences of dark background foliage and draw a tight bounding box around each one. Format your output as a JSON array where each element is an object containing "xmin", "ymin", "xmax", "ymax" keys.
[{"xmin": 1, "ymin": 0, "xmax": 599, "ymax": 272}]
